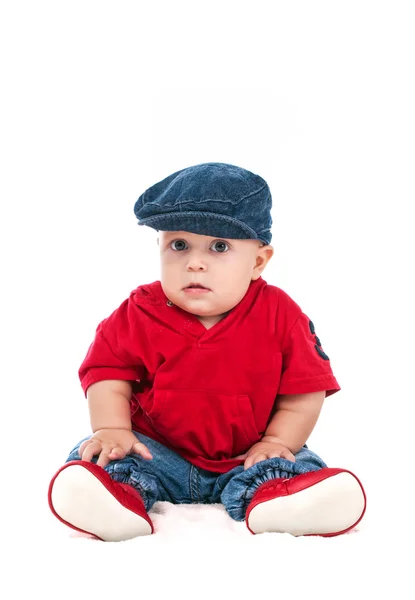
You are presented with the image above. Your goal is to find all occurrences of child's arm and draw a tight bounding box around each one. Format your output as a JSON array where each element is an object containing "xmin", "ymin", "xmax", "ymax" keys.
[
  {"xmin": 262, "ymin": 391, "xmax": 326, "ymax": 454},
  {"xmin": 236, "ymin": 391, "xmax": 326, "ymax": 469},
  {"xmin": 78, "ymin": 380, "xmax": 153, "ymax": 468},
  {"xmin": 88, "ymin": 379, "xmax": 133, "ymax": 431}
]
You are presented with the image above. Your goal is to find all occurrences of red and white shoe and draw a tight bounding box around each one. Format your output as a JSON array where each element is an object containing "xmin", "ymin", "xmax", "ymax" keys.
[
  {"xmin": 48, "ymin": 460, "xmax": 154, "ymax": 541},
  {"xmin": 246, "ymin": 468, "xmax": 366, "ymax": 537}
]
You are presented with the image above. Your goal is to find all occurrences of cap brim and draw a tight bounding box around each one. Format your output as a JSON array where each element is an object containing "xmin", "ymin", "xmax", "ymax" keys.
[{"xmin": 137, "ymin": 211, "xmax": 262, "ymax": 241}]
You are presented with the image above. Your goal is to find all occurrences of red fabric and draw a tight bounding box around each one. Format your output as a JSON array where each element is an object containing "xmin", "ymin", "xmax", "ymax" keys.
[{"xmin": 79, "ymin": 277, "xmax": 340, "ymax": 473}]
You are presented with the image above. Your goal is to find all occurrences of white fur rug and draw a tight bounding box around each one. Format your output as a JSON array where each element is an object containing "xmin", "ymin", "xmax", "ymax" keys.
[{"xmin": 3, "ymin": 473, "xmax": 409, "ymax": 600}]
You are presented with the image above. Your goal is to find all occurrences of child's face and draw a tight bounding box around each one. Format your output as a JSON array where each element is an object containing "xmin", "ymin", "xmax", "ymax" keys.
[{"xmin": 158, "ymin": 230, "xmax": 273, "ymax": 324}]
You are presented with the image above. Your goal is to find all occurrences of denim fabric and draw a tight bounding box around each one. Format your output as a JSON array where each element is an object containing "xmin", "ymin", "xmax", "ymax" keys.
[
  {"xmin": 66, "ymin": 431, "xmax": 327, "ymax": 521},
  {"xmin": 133, "ymin": 162, "xmax": 273, "ymax": 245}
]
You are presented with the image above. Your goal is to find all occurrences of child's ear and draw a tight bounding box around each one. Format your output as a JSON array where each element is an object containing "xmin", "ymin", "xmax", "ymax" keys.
[{"xmin": 252, "ymin": 244, "xmax": 274, "ymax": 280}]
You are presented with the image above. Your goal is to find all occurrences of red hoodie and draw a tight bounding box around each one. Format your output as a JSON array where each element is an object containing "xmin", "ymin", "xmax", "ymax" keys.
[{"xmin": 79, "ymin": 277, "xmax": 340, "ymax": 473}]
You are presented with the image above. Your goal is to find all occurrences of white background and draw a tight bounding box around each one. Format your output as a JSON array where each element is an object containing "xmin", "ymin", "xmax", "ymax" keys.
[{"xmin": 1, "ymin": 1, "xmax": 414, "ymax": 597}]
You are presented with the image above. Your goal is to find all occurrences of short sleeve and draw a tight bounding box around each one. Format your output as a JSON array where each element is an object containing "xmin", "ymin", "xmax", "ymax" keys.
[
  {"xmin": 78, "ymin": 298, "xmax": 147, "ymax": 396},
  {"xmin": 278, "ymin": 311, "xmax": 340, "ymax": 397}
]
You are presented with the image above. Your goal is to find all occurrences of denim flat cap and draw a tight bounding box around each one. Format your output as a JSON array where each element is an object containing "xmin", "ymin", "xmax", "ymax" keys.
[{"xmin": 133, "ymin": 162, "xmax": 273, "ymax": 244}]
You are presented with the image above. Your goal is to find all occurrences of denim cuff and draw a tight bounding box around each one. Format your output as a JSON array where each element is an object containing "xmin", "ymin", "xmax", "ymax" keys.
[{"xmin": 220, "ymin": 456, "xmax": 324, "ymax": 521}]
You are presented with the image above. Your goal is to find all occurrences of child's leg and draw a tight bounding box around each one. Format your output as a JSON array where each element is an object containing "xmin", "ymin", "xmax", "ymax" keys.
[
  {"xmin": 59, "ymin": 434, "xmax": 164, "ymax": 514},
  {"xmin": 48, "ymin": 432, "xmax": 194, "ymax": 541},
  {"xmin": 219, "ymin": 446, "xmax": 366, "ymax": 536}
]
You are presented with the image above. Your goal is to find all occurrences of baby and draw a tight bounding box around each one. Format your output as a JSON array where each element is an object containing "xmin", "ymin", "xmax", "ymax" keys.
[{"xmin": 48, "ymin": 162, "xmax": 366, "ymax": 541}]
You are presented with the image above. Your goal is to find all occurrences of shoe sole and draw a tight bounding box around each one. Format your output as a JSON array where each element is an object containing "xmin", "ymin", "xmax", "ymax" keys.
[
  {"xmin": 248, "ymin": 471, "xmax": 366, "ymax": 536},
  {"xmin": 50, "ymin": 464, "xmax": 153, "ymax": 541}
]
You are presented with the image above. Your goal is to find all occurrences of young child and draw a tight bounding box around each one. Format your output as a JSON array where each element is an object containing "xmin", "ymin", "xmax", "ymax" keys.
[{"xmin": 48, "ymin": 162, "xmax": 366, "ymax": 541}]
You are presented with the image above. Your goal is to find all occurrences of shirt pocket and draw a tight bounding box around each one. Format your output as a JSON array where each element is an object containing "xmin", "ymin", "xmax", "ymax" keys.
[{"xmin": 146, "ymin": 388, "xmax": 260, "ymax": 460}]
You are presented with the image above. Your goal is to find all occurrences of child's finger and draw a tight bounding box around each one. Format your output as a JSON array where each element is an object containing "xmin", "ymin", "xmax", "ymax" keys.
[
  {"xmin": 108, "ymin": 446, "xmax": 126, "ymax": 460},
  {"xmin": 80, "ymin": 439, "xmax": 102, "ymax": 462},
  {"xmin": 245, "ymin": 452, "xmax": 267, "ymax": 470},
  {"xmin": 132, "ymin": 441, "xmax": 153, "ymax": 459},
  {"xmin": 280, "ymin": 449, "xmax": 296, "ymax": 462},
  {"xmin": 96, "ymin": 452, "xmax": 112, "ymax": 468}
]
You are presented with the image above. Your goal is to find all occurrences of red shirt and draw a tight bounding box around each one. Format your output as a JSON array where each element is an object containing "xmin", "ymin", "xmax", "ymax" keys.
[{"xmin": 79, "ymin": 277, "xmax": 340, "ymax": 473}]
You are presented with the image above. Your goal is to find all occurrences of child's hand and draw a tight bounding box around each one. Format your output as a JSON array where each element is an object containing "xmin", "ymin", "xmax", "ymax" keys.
[
  {"xmin": 79, "ymin": 428, "xmax": 153, "ymax": 468},
  {"xmin": 234, "ymin": 439, "xmax": 296, "ymax": 470}
]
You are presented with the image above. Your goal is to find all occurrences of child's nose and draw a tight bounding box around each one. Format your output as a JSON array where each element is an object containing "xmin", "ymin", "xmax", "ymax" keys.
[{"xmin": 186, "ymin": 252, "xmax": 208, "ymax": 271}]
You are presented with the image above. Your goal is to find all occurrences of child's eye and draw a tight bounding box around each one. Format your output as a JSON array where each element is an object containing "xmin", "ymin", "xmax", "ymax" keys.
[
  {"xmin": 211, "ymin": 240, "xmax": 229, "ymax": 253},
  {"xmin": 169, "ymin": 239, "xmax": 229, "ymax": 252},
  {"xmin": 170, "ymin": 240, "xmax": 188, "ymax": 251}
]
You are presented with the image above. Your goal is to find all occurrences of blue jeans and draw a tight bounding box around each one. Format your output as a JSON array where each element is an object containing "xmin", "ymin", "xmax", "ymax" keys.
[{"xmin": 66, "ymin": 431, "xmax": 327, "ymax": 521}]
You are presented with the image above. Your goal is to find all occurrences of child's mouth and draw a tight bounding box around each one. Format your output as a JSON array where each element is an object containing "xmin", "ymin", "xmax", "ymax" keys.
[{"xmin": 184, "ymin": 284, "xmax": 211, "ymax": 294}]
